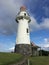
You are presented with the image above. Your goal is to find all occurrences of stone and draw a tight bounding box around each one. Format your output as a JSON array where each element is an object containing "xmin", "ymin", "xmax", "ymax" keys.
[{"xmin": 14, "ymin": 44, "xmax": 32, "ymax": 56}]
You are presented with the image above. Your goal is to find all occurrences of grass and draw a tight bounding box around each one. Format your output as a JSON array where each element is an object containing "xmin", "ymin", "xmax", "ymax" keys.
[
  {"xmin": 29, "ymin": 56, "xmax": 49, "ymax": 65},
  {"xmin": 0, "ymin": 52, "xmax": 49, "ymax": 65},
  {"xmin": 0, "ymin": 52, "xmax": 23, "ymax": 65}
]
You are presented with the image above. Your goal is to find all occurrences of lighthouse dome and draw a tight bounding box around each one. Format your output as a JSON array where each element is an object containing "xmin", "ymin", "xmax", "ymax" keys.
[
  {"xmin": 15, "ymin": 6, "xmax": 31, "ymax": 23},
  {"xmin": 18, "ymin": 6, "xmax": 29, "ymax": 16}
]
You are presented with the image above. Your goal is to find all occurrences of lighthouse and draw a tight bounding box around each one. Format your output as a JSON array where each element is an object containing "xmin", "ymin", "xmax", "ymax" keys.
[{"xmin": 15, "ymin": 6, "xmax": 32, "ymax": 55}]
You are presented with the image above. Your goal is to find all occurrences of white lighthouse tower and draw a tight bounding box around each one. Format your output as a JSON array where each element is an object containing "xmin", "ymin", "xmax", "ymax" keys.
[{"xmin": 15, "ymin": 6, "xmax": 31, "ymax": 55}]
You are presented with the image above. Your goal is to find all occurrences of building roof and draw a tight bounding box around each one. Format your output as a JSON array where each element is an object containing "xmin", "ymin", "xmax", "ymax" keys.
[{"xmin": 31, "ymin": 42, "xmax": 40, "ymax": 48}]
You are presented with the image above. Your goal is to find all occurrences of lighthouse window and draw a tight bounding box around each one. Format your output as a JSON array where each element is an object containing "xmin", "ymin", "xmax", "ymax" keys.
[
  {"xmin": 24, "ymin": 13, "xmax": 26, "ymax": 16},
  {"xmin": 26, "ymin": 28, "xmax": 29, "ymax": 33}
]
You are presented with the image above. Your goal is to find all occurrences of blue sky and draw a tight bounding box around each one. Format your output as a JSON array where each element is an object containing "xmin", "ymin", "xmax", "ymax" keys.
[{"xmin": 0, "ymin": 0, "xmax": 49, "ymax": 52}]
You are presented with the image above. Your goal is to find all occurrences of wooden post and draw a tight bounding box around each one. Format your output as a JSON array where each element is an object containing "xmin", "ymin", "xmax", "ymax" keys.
[{"xmin": 28, "ymin": 59, "xmax": 30, "ymax": 65}]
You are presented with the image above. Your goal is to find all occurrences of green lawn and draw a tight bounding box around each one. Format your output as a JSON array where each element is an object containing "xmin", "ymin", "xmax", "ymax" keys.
[
  {"xmin": 0, "ymin": 53, "xmax": 49, "ymax": 65},
  {"xmin": 30, "ymin": 56, "xmax": 49, "ymax": 65},
  {"xmin": 0, "ymin": 52, "xmax": 23, "ymax": 65}
]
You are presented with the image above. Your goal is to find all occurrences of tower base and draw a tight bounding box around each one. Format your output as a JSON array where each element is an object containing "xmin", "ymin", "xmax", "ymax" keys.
[{"xmin": 14, "ymin": 44, "xmax": 32, "ymax": 56}]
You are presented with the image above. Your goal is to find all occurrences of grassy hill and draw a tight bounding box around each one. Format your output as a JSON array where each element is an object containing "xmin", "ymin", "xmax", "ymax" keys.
[
  {"xmin": 0, "ymin": 52, "xmax": 49, "ymax": 65},
  {"xmin": 30, "ymin": 56, "xmax": 49, "ymax": 65},
  {"xmin": 0, "ymin": 52, "xmax": 24, "ymax": 65}
]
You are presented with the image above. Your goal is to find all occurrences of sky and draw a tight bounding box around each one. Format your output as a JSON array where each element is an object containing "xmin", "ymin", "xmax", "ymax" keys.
[{"xmin": 0, "ymin": 0, "xmax": 49, "ymax": 52}]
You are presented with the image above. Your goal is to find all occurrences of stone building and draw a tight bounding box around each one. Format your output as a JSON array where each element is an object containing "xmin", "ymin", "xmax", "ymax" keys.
[{"xmin": 31, "ymin": 42, "xmax": 40, "ymax": 56}]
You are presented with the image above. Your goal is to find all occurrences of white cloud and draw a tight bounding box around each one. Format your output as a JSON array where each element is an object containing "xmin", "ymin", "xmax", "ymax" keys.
[
  {"xmin": 41, "ymin": 38, "xmax": 49, "ymax": 47},
  {"xmin": 0, "ymin": 0, "xmax": 24, "ymax": 35},
  {"xmin": 0, "ymin": 0, "xmax": 49, "ymax": 35},
  {"xmin": 37, "ymin": 38, "xmax": 49, "ymax": 51},
  {"xmin": 29, "ymin": 16, "xmax": 40, "ymax": 31},
  {"xmin": 44, "ymin": 38, "xmax": 49, "ymax": 43},
  {"xmin": 0, "ymin": 0, "xmax": 24, "ymax": 13},
  {"xmin": 30, "ymin": 17, "xmax": 49, "ymax": 31},
  {"xmin": 40, "ymin": 18, "xmax": 49, "ymax": 29},
  {"xmin": 9, "ymin": 47, "xmax": 14, "ymax": 52},
  {"xmin": 44, "ymin": 44, "xmax": 49, "ymax": 48}
]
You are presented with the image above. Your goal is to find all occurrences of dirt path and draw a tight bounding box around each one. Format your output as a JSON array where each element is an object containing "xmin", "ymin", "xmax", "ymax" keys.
[{"xmin": 10, "ymin": 56, "xmax": 28, "ymax": 65}]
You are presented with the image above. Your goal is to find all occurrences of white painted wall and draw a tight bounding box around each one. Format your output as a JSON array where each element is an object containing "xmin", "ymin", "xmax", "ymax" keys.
[{"xmin": 16, "ymin": 19, "xmax": 30, "ymax": 44}]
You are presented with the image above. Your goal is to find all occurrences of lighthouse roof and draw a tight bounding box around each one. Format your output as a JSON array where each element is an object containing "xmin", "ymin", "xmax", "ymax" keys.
[
  {"xmin": 15, "ymin": 6, "xmax": 31, "ymax": 23},
  {"xmin": 20, "ymin": 6, "xmax": 26, "ymax": 11}
]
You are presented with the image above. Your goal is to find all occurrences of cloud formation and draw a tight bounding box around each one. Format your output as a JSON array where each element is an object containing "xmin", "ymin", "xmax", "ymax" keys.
[
  {"xmin": 40, "ymin": 18, "xmax": 49, "ymax": 29},
  {"xmin": 0, "ymin": 0, "xmax": 49, "ymax": 35},
  {"xmin": 0, "ymin": 0, "xmax": 24, "ymax": 35},
  {"xmin": 37, "ymin": 38, "xmax": 49, "ymax": 51},
  {"xmin": 9, "ymin": 47, "xmax": 14, "ymax": 52},
  {"xmin": 30, "ymin": 17, "xmax": 49, "ymax": 31}
]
